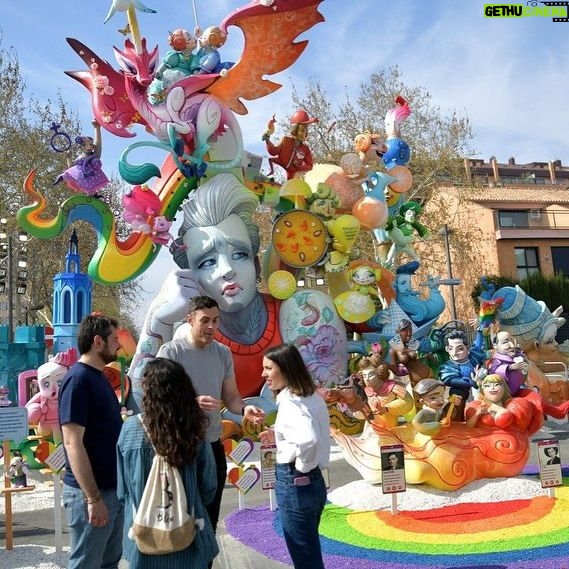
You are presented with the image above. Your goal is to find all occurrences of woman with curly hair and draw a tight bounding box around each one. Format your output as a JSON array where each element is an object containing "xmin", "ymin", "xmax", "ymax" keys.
[{"xmin": 117, "ymin": 358, "xmax": 218, "ymax": 568}]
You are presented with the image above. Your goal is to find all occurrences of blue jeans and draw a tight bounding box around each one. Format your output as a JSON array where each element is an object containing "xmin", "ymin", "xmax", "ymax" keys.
[
  {"xmin": 62, "ymin": 485, "xmax": 124, "ymax": 569},
  {"xmin": 275, "ymin": 463, "xmax": 326, "ymax": 569}
]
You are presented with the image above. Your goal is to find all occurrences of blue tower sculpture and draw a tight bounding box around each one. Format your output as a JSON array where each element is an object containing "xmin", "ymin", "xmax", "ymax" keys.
[{"xmin": 52, "ymin": 230, "xmax": 92, "ymax": 353}]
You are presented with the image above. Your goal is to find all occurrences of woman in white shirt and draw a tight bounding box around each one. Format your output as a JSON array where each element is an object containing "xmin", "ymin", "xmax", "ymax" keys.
[{"xmin": 259, "ymin": 343, "xmax": 330, "ymax": 569}]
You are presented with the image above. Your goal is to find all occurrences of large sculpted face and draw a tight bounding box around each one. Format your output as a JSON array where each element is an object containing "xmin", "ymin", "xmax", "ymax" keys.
[
  {"xmin": 446, "ymin": 338, "xmax": 469, "ymax": 363},
  {"xmin": 481, "ymin": 378, "xmax": 506, "ymax": 404},
  {"xmin": 421, "ymin": 385, "xmax": 446, "ymax": 410},
  {"xmin": 494, "ymin": 331, "xmax": 517, "ymax": 357},
  {"xmin": 37, "ymin": 363, "xmax": 67, "ymax": 403},
  {"xmin": 183, "ymin": 215, "xmax": 258, "ymax": 313}
]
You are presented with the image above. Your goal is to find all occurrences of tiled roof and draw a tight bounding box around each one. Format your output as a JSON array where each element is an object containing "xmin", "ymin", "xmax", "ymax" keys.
[{"xmin": 438, "ymin": 186, "xmax": 569, "ymax": 204}]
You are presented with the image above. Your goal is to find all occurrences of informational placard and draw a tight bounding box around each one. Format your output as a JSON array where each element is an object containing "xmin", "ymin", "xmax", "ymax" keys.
[
  {"xmin": 45, "ymin": 444, "xmax": 67, "ymax": 473},
  {"xmin": 224, "ymin": 438, "xmax": 260, "ymax": 497},
  {"xmin": 537, "ymin": 438, "xmax": 563, "ymax": 488},
  {"xmin": 0, "ymin": 407, "xmax": 28, "ymax": 442},
  {"xmin": 227, "ymin": 438, "xmax": 255, "ymax": 466},
  {"xmin": 381, "ymin": 444, "xmax": 406, "ymax": 494},
  {"xmin": 260, "ymin": 442, "xmax": 277, "ymax": 490},
  {"xmin": 227, "ymin": 465, "xmax": 261, "ymax": 494}
]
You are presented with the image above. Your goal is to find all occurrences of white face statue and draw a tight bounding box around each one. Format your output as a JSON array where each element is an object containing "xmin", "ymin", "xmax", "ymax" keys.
[
  {"xmin": 183, "ymin": 214, "xmax": 258, "ymax": 313},
  {"xmin": 37, "ymin": 363, "xmax": 67, "ymax": 402}
]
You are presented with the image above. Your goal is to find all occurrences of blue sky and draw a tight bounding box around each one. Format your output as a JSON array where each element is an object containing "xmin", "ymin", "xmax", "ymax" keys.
[{"xmin": 1, "ymin": 0, "xmax": 569, "ymax": 326}]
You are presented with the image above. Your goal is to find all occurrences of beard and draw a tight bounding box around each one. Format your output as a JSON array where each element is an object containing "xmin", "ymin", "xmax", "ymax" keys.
[{"xmin": 100, "ymin": 345, "xmax": 118, "ymax": 365}]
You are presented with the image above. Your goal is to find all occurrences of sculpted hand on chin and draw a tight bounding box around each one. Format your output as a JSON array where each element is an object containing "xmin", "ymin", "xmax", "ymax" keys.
[{"xmin": 152, "ymin": 269, "xmax": 199, "ymax": 324}]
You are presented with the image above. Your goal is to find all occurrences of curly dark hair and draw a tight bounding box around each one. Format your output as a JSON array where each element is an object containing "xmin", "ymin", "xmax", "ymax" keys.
[{"xmin": 141, "ymin": 358, "xmax": 209, "ymax": 468}]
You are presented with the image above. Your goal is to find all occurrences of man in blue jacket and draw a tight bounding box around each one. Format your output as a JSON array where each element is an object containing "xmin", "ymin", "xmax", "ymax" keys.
[{"xmin": 439, "ymin": 330, "xmax": 486, "ymax": 421}]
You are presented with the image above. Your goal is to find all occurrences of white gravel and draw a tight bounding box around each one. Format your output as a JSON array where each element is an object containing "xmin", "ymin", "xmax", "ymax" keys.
[
  {"xmin": 1, "ymin": 545, "xmax": 70, "ymax": 569},
  {"xmin": 327, "ymin": 476, "xmax": 549, "ymax": 511}
]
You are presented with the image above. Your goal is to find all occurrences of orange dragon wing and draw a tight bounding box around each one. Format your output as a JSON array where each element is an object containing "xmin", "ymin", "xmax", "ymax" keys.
[{"xmin": 206, "ymin": 0, "xmax": 324, "ymax": 115}]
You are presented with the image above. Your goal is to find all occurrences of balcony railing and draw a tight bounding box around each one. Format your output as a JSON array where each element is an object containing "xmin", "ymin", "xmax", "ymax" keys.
[
  {"xmin": 494, "ymin": 209, "xmax": 569, "ymax": 231},
  {"xmin": 473, "ymin": 175, "xmax": 569, "ymax": 186}
]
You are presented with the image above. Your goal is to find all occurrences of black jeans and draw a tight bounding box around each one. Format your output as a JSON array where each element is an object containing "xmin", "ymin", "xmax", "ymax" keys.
[{"xmin": 206, "ymin": 439, "xmax": 227, "ymax": 534}]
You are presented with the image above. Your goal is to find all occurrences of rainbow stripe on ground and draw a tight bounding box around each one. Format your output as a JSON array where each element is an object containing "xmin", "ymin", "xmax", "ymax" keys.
[{"xmin": 226, "ymin": 478, "xmax": 569, "ymax": 569}]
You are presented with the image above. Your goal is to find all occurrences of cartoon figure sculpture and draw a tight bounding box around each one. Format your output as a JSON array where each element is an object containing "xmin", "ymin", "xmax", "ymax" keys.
[
  {"xmin": 191, "ymin": 26, "xmax": 233, "ymax": 75},
  {"xmin": 388, "ymin": 318, "xmax": 431, "ymax": 388},
  {"xmin": 25, "ymin": 348, "xmax": 78, "ymax": 444},
  {"xmin": 129, "ymin": 173, "xmax": 347, "ymax": 405},
  {"xmin": 382, "ymin": 95, "xmax": 412, "ymax": 168},
  {"xmin": 411, "ymin": 378, "xmax": 459, "ymax": 437},
  {"xmin": 6, "ymin": 451, "xmax": 31, "ymax": 488},
  {"xmin": 357, "ymin": 353, "xmax": 414, "ymax": 428},
  {"xmin": 149, "ymin": 216, "xmax": 174, "ymax": 246},
  {"xmin": 464, "ymin": 374, "xmax": 542, "ymax": 433},
  {"xmin": 353, "ymin": 131, "xmax": 387, "ymax": 167},
  {"xmin": 66, "ymin": 1, "xmax": 325, "ymax": 180},
  {"xmin": 122, "ymin": 183, "xmax": 162, "ymax": 233},
  {"xmin": 488, "ymin": 330, "xmax": 569, "ymax": 420},
  {"xmin": 54, "ymin": 120, "xmax": 109, "ymax": 196},
  {"xmin": 0, "ymin": 385, "xmax": 11, "ymax": 407},
  {"xmin": 348, "ymin": 264, "xmax": 382, "ymax": 310},
  {"xmin": 488, "ymin": 330, "xmax": 529, "ymax": 395},
  {"xmin": 439, "ymin": 329, "xmax": 487, "ymax": 421},
  {"xmin": 147, "ymin": 28, "xmax": 197, "ymax": 105},
  {"xmin": 489, "ymin": 284, "xmax": 566, "ymax": 356},
  {"xmin": 394, "ymin": 261, "xmax": 446, "ymax": 326},
  {"xmin": 263, "ymin": 110, "xmax": 317, "ymax": 179},
  {"xmin": 384, "ymin": 201, "xmax": 429, "ymax": 268}
]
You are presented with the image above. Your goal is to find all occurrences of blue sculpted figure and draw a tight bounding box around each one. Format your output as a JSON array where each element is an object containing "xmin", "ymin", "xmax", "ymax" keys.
[
  {"xmin": 394, "ymin": 261, "xmax": 445, "ymax": 326},
  {"xmin": 147, "ymin": 29, "xmax": 197, "ymax": 105},
  {"xmin": 439, "ymin": 330, "xmax": 486, "ymax": 421},
  {"xmin": 191, "ymin": 26, "xmax": 234, "ymax": 75}
]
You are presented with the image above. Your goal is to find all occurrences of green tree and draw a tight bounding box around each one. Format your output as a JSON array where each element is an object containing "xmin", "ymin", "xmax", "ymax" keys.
[{"xmin": 518, "ymin": 272, "xmax": 569, "ymax": 314}]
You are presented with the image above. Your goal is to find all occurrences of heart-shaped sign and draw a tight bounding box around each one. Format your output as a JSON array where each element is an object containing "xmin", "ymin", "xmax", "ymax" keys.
[
  {"xmin": 227, "ymin": 438, "xmax": 255, "ymax": 466},
  {"xmin": 227, "ymin": 466, "xmax": 243, "ymax": 487},
  {"xmin": 237, "ymin": 466, "xmax": 261, "ymax": 493},
  {"xmin": 222, "ymin": 438, "xmax": 238, "ymax": 456}
]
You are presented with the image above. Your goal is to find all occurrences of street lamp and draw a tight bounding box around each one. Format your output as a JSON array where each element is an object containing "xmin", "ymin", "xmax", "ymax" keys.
[
  {"xmin": 438, "ymin": 224, "xmax": 458, "ymax": 321},
  {"xmin": 0, "ymin": 218, "xmax": 29, "ymax": 341}
]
